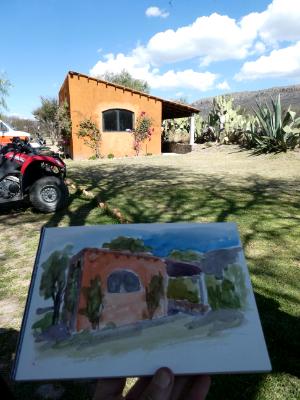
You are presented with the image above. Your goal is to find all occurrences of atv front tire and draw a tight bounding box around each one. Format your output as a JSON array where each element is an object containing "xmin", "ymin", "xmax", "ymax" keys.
[{"xmin": 29, "ymin": 176, "xmax": 69, "ymax": 213}]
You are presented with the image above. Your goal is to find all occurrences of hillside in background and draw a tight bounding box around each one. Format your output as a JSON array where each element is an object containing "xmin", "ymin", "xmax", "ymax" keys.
[{"xmin": 192, "ymin": 84, "xmax": 300, "ymax": 116}]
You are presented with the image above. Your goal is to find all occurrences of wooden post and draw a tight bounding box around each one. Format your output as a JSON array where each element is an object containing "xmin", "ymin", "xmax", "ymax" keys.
[{"xmin": 189, "ymin": 114, "xmax": 195, "ymax": 145}]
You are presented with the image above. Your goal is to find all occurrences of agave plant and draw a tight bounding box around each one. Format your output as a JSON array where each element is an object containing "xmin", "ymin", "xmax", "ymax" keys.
[{"xmin": 252, "ymin": 95, "xmax": 300, "ymax": 152}]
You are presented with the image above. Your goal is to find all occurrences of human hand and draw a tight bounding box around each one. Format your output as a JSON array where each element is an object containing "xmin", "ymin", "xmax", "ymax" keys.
[{"xmin": 93, "ymin": 367, "xmax": 211, "ymax": 400}]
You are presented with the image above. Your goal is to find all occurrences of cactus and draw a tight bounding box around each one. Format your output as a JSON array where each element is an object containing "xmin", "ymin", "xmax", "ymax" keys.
[
  {"xmin": 162, "ymin": 117, "xmax": 190, "ymax": 143},
  {"xmin": 250, "ymin": 95, "xmax": 300, "ymax": 152},
  {"xmin": 206, "ymin": 96, "xmax": 249, "ymax": 144}
]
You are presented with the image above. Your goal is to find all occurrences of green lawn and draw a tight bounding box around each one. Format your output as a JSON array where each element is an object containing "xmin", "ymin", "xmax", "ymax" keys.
[{"xmin": 0, "ymin": 146, "xmax": 299, "ymax": 399}]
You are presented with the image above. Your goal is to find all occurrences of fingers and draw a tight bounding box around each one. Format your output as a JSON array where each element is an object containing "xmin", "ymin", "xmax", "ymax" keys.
[
  {"xmin": 139, "ymin": 367, "xmax": 174, "ymax": 400},
  {"xmin": 125, "ymin": 377, "xmax": 151, "ymax": 399},
  {"xmin": 93, "ymin": 377, "xmax": 126, "ymax": 400},
  {"xmin": 187, "ymin": 375, "xmax": 211, "ymax": 400},
  {"xmin": 169, "ymin": 376, "xmax": 190, "ymax": 400}
]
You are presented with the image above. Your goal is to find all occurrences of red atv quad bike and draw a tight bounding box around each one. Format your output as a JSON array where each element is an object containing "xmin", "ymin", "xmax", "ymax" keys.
[{"xmin": 0, "ymin": 137, "xmax": 69, "ymax": 213}]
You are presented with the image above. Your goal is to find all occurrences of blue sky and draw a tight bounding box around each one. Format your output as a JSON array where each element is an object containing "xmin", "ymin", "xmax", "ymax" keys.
[
  {"xmin": 41, "ymin": 223, "xmax": 240, "ymax": 262},
  {"xmin": 2, "ymin": 0, "xmax": 300, "ymax": 118}
]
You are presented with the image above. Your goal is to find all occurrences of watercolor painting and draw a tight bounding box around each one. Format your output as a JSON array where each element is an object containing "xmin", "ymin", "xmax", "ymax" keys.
[{"xmin": 13, "ymin": 223, "xmax": 271, "ymax": 381}]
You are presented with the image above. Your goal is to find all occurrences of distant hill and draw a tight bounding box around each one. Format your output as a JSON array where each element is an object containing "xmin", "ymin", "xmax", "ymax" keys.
[{"xmin": 192, "ymin": 84, "xmax": 300, "ymax": 116}]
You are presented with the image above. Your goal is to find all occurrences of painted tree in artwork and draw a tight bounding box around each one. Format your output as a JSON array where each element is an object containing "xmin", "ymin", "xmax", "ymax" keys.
[
  {"xmin": 102, "ymin": 236, "xmax": 152, "ymax": 253},
  {"xmin": 39, "ymin": 245, "xmax": 73, "ymax": 325},
  {"xmin": 80, "ymin": 276, "xmax": 103, "ymax": 329},
  {"xmin": 146, "ymin": 273, "xmax": 164, "ymax": 319}
]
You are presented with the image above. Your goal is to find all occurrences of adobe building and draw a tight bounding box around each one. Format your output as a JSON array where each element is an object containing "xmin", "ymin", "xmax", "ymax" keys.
[
  {"xmin": 62, "ymin": 247, "xmax": 210, "ymax": 333},
  {"xmin": 63, "ymin": 248, "xmax": 169, "ymax": 332},
  {"xmin": 58, "ymin": 71, "xmax": 199, "ymax": 160}
]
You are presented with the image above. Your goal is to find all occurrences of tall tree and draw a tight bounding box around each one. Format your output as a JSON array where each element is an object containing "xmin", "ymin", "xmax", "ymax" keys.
[
  {"xmin": 39, "ymin": 245, "xmax": 73, "ymax": 325},
  {"xmin": 3, "ymin": 115, "xmax": 39, "ymax": 133},
  {"xmin": 33, "ymin": 97, "xmax": 71, "ymax": 144},
  {"xmin": 0, "ymin": 73, "xmax": 11, "ymax": 114},
  {"xmin": 33, "ymin": 97, "xmax": 59, "ymax": 142},
  {"xmin": 146, "ymin": 273, "xmax": 164, "ymax": 319},
  {"xmin": 101, "ymin": 70, "xmax": 150, "ymax": 94},
  {"xmin": 80, "ymin": 276, "xmax": 103, "ymax": 330}
]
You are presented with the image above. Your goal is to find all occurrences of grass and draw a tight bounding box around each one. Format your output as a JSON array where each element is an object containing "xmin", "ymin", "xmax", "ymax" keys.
[{"xmin": 0, "ymin": 145, "xmax": 299, "ymax": 399}]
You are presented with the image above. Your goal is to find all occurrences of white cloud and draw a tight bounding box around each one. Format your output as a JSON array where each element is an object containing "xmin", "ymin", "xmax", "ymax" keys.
[
  {"xmin": 145, "ymin": 6, "xmax": 169, "ymax": 18},
  {"xmin": 147, "ymin": 13, "xmax": 258, "ymax": 66},
  {"xmin": 258, "ymin": 0, "xmax": 300, "ymax": 43},
  {"xmin": 90, "ymin": 52, "xmax": 218, "ymax": 91},
  {"xmin": 235, "ymin": 41, "xmax": 300, "ymax": 81},
  {"xmin": 253, "ymin": 41, "xmax": 266, "ymax": 54},
  {"xmin": 91, "ymin": 0, "xmax": 300, "ymax": 94},
  {"xmin": 217, "ymin": 81, "xmax": 230, "ymax": 90},
  {"xmin": 150, "ymin": 69, "xmax": 217, "ymax": 91},
  {"xmin": 143, "ymin": 0, "xmax": 300, "ymax": 66}
]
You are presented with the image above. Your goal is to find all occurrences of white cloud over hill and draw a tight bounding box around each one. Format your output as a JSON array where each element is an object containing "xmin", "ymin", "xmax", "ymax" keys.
[{"xmin": 236, "ymin": 41, "xmax": 300, "ymax": 81}]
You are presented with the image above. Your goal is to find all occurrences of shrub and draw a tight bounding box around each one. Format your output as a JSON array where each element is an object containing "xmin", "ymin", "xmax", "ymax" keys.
[
  {"xmin": 107, "ymin": 153, "xmax": 114, "ymax": 159},
  {"xmin": 133, "ymin": 112, "xmax": 153, "ymax": 155},
  {"xmin": 77, "ymin": 118, "xmax": 101, "ymax": 158},
  {"xmin": 167, "ymin": 277, "xmax": 199, "ymax": 304},
  {"xmin": 80, "ymin": 276, "xmax": 103, "ymax": 330},
  {"xmin": 145, "ymin": 273, "xmax": 164, "ymax": 319}
]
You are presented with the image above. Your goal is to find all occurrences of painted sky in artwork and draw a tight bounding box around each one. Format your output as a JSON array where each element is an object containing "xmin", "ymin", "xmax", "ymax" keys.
[{"xmin": 40, "ymin": 223, "xmax": 240, "ymax": 262}]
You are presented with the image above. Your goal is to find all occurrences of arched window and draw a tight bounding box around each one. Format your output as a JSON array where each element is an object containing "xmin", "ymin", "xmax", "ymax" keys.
[
  {"xmin": 107, "ymin": 270, "xmax": 141, "ymax": 293},
  {"xmin": 103, "ymin": 109, "xmax": 134, "ymax": 132}
]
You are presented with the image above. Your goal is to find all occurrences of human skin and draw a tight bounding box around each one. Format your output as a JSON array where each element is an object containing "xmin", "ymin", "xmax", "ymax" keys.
[{"xmin": 93, "ymin": 367, "xmax": 211, "ymax": 400}]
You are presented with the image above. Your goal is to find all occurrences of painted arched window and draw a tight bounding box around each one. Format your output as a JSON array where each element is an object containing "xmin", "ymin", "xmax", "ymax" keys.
[
  {"xmin": 103, "ymin": 109, "xmax": 134, "ymax": 132},
  {"xmin": 107, "ymin": 270, "xmax": 141, "ymax": 293}
]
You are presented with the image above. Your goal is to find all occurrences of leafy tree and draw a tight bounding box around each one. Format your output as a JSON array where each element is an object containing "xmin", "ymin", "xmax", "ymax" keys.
[
  {"xmin": 146, "ymin": 273, "xmax": 164, "ymax": 319},
  {"xmin": 168, "ymin": 249, "xmax": 203, "ymax": 262},
  {"xmin": 39, "ymin": 245, "xmax": 73, "ymax": 325},
  {"xmin": 205, "ymin": 264, "xmax": 247, "ymax": 310},
  {"xmin": 172, "ymin": 97, "xmax": 188, "ymax": 105},
  {"xmin": 101, "ymin": 70, "xmax": 150, "ymax": 94},
  {"xmin": 80, "ymin": 276, "xmax": 103, "ymax": 329},
  {"xmin": 57, "ymin": 100, "xmax": 72, "ymax": 140},
  {"xmin": 33, "ymin": 97, "xmax": 59, "ymax": 142},
  {"xmin": 33, "ymin": 97, "xmax": 72, "ymax": 144},
  {"xmin": 167, "ymin": 277, "xmax": 199, "ymax": 303},
  {"xmin": 0, "ymin": 73, "xmax": 11, "ymax": 114},
  {"xmin": 102, "ymin": 236, "xmax": 152, "ymax": 253},
  {"xmin": 77, "ymin": 118, "xmax": 101, "ymax": 158},
  {"xmin": 3, "ymin": 115, "xmax": 39, "ymax": 134}
]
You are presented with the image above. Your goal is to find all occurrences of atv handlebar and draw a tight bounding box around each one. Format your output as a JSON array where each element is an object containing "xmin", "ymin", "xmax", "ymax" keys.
[{"xmin": 0, "ymin": 137, "xmax": 36, "ymax": 155}]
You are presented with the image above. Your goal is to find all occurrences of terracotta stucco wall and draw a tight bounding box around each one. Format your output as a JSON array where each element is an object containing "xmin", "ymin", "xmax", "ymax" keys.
[
  {"xmin": 76, "ymin": 249, "xmax": 168, "ymax": 331},
  {"xmin": 67, "ymin": 74, "xmax": 163, "ymax": 159}
]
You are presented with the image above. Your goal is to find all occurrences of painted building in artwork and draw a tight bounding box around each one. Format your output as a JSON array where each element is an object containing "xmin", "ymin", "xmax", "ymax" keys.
[
  {"xmin": 62, "ymin": 248, "xmax": 211, "ymax": 333},
  {"xmin": 63, "ymin": 248, "xmax": 169, "ymax": 332},
  {"xmin": 58, "ymin": 71, "xmax": 199, "ymax": 160}
]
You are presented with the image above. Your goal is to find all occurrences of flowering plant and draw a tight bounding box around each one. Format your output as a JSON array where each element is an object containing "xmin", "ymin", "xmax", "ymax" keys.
[{"xmin": 132, "ymin": 111, "xmax": 154, "ymax": 155}]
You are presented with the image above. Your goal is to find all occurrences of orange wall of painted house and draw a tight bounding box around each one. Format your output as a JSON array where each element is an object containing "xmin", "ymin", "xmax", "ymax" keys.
[
  {"xmin": 64, "ymin": 74, "xmax": 163, "ymax": 159},
  {"xmin": 76, "ymin": 250, "xmax": 168, "ymax": 331}
]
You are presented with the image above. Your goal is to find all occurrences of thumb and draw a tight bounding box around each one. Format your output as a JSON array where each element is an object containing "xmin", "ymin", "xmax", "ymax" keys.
[{"xmin": 140, "ymin": 368, "xmax": 174, "ymax": 400}]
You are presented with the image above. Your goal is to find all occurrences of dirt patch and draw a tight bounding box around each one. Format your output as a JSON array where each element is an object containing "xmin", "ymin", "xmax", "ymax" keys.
[{"xmin": 0, "ymin": 298, "xmax": 20, "ymax": 326}]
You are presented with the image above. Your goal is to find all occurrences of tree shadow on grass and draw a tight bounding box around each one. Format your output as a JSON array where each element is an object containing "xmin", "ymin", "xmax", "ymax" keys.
[
  {"xmin": 1, "ymin": 290, "xmax": 299, "ymax": 399},
  {"xmin": 1, "ymin": 162, "xmax": 299, "ymax": 398},
  {"xmin": 0, "ymin": 327, "xmax": 94, "ymax": 399},
  {"xmin": 207, "ymin": 292, "xmax": 300, "ymax": 400}
]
